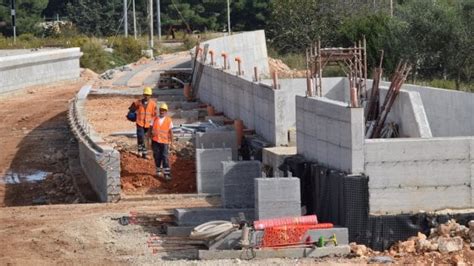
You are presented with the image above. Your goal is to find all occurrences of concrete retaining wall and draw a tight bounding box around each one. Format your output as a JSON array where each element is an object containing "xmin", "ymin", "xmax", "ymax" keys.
[
  {"xmin": 199, "ymin": 63, "xmax": 288, "ymax": 145},
  {"xmin": 0, "ymin": 48, "xmax": 82, "ymax": 94},
  {"xmin": 378, "ymin": 87, "xmax": 432, "ymax": 138},
  {"xmin": 365, "ymin": 137, "xmax": 474, "ymax": 214},
  {"xmin": 379, "ymin": 82, "xmax": 474, "ymax": 137},
  {"xmin": 68, "ymin": 85, "xmax": 121, "ymax": 202},
  {"xmin": 200, "ymin": 30, "xmax": 269, "ymax": 78},
  {"xmin": 296, "ymin": 96, "xmax": 365, "ymax": 174}
]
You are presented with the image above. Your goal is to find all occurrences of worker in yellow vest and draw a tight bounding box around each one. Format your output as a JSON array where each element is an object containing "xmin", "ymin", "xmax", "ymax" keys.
[
  {"xmin": 128, "ymin": 87, "xmax": 157, "ymax": 159},
  {"xmin": 150, "ymin": 103, "xmax": 174, "ymax": 181}
]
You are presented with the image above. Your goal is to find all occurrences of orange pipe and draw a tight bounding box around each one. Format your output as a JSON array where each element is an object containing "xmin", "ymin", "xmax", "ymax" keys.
[
  {"xmin": 350, "ymin": 87, "xmax": 359, "ymax": 107},
  {"xmin": 221, "ymin": 52, "xmax": 228, "ymax": 69},
  {"xmin": 183, "ymin": 83, "xmax": 192, "ymax": 101},
  {"xmin": 207, "ymin": 105, "xmax": 215, "ymax": 116},
  {"xmin": 235, "ymin": 56, "xmax": 242, "ymax": 76},
  {"xmin": 272, "ymin": 71, "xmax": 279, "ymax": 90},
  {"xmin": 209, "ymin": 50, "xmax": 215, "ymax": 65},
  {"xmin": 234, "ymin": 119, "xmax": 244, "ymax": 147}
]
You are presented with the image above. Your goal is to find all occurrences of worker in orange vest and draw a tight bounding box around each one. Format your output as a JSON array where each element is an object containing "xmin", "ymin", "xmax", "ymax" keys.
[
  {"xmin": 128, "ymin": 87, "xmax": 157, "ymax": 159},
  {"xmin": 150, "ymin": 103, "xmax": 174, "ymax": 181}
]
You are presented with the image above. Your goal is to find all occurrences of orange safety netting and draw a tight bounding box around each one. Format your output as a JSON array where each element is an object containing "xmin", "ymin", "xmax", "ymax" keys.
[{"xmin": 260, "ymin": 223, "xmax": 333, "ymax": 248}]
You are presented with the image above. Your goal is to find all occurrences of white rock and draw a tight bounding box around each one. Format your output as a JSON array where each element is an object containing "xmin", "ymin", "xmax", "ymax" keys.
[{"xmin": 438, "ymin": 236, "xmax": 464, "ymax": 254}]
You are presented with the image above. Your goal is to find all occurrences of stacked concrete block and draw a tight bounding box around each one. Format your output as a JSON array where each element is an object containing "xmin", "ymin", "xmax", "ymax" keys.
[
  {"xmin": 222, "ymin": 161, "xmax": 262, "ymax": 208},
  {"xmin": 254, "ymin": 177, "xmax": 301, "ymax": 220},
  {"xmin": 196, "ymin": 148, "xmax": 232, "ymax": 194},
  {"xmin": 196, "ymin": 129, "xmax": 238, "ymax": 160}
]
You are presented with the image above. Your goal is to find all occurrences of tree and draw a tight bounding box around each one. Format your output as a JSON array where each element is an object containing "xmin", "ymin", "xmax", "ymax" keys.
[
  {"xmin": 0, "ymin": 0, "xmax": 48, "ymax": 36},
  {"xmin": 67, "ymin": 0, "xmax": 125, "ymax": 36}
]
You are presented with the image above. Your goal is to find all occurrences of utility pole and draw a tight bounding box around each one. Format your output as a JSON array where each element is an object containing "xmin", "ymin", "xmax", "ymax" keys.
[
  {"xmin": 156, "ymin": 0, "xmax": 161, "ymax": 41},
  {"xmin": 149, "ymin": 0, "xmax": 154, "ymax": 48},
  {"xmin": 11, "ymin": 0, "xmax": 16, "ymax": 43},
  {"xmin": 132, "ymin": 0, "xmax": 137, "ymax": 39},
  {"xmin": 123, "ymin": 0, "xmax": 128, "ymax": 37},
  {"xmin": 227, "ymin": 0, "xmax": 231, "ymax": 35}
]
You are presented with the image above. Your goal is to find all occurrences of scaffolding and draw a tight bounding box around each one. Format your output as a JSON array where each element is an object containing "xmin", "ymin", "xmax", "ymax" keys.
[{"xmin": 306, "ymin": 38, "xmax": 367, "ymax": 106}]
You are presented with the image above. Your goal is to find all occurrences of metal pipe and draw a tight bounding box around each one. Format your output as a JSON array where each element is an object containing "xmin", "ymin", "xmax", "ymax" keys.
[
  {"xmin": 254, "ymin": 66, "xmax": 258, "ymax": 82},
  {"xmin": 123, "ymin": 0, "xmax": 128, "ymax": 37}
]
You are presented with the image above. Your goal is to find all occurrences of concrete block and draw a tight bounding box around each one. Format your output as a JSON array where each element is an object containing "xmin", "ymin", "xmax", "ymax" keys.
[
  {"xmin": 196, "ymin": 148, "xmax": 232, "ymax": 172},
  {"xmin": 255, "ymin": 177, "xmax": 301, "ymax": 220},
  {"xmin": 255, "ymin": 178, "xmax": 301, "ymax": 202},
  {"xmin": 197, "ymin": 170, "xmax": 224, "ymax": 194},
  {"xmin": 199, "ymin": 245, "xmax": 351, "ymax": 260},
  {"xmin": 262, "ymin": 147, "xmax": 297, "ymax": 177},
  {"xmin": 208, "ymin": 229, "xmax": 242, "ymax": 250},
  {"xmin": 222, "ymin": 161, "xmax": 261, "ymax": 208},
  {"xmin": 222, "ymin": 161, "xmax": 261, "ymax": 185},
  {"xmin": 302, "ymin": 228, "xmax": 349, "ymax": 245},
  {"xmin": 165, "ymin": 225, "xmax": 194, "ymax": 237},
  {"xmin": 174, "ymin": 208, "xmax": 254, "ymax": 226},
  {"xmin": 196, "ymin": 131, "xmax": 238, "ymax": 160}
]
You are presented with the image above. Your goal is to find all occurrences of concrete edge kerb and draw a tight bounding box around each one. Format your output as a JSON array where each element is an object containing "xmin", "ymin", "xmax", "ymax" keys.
[{"xmin": 68, "ymin": 85, "xmax": 121, "ymax": 202}]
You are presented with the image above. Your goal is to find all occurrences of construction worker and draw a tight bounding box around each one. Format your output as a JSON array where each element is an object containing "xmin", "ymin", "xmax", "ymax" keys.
[
  {"xmin": 128, "ymin": 87, "xmax": 157, "ymax": 159},
  {"xmin": 150, "ymin": 103, "xmax": 174, "ymax": 181}
]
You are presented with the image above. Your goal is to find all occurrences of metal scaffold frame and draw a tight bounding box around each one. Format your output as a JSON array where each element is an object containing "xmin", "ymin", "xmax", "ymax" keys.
[{"xmin": 306, "ymin": 38, "xmax": 367, "ymax": 107}]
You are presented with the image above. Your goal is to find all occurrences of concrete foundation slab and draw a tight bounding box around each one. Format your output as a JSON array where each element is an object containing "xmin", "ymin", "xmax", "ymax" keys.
[{"xmin": 174, "ymin": 208, "xmax": 254, "ymax": 226}]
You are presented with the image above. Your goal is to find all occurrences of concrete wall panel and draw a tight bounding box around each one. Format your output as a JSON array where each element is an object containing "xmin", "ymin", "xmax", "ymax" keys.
[
  {"xmin": 296, "ymin": 96, "xmax": 365, "ymax": 173},
  {"xmin": 0, "ymin": 48, "xmax": 82, "ymax": 94},
  {"xmin": 365, "ymin": 138, "xmax": 474, "ymax": 214}
]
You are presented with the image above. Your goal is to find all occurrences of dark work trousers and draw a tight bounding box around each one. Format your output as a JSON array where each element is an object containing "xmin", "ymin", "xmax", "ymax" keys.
[
  {"xmin": 136, "ymin": 126, "xmax": 150, "ymax": 154},
  {"xmin": 152, "ymin": 141, "xmax": 170, "ymax": 175}
]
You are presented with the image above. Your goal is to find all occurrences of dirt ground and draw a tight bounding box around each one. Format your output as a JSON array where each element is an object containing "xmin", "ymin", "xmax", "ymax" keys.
[
  {"xmin": 85, "ymin": 95, "xmax": 197, "ymax": 196},
  {"xmin": 0, "ymin": 79, "xmax": 89, "ymax": 207}
]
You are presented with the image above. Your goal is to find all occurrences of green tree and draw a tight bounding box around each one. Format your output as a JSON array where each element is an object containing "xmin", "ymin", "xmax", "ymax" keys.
[
  {"xmin": 67, "ymin": 0, "xmax": 125, "ymax": 36},
  {"xmin": 0, "ymin": 0, "xmax": 48, "ymax": 36}
]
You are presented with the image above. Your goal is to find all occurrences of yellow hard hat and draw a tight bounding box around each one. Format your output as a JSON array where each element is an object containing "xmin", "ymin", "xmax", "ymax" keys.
[
  {"xmin": 143, "ymin": 87, "xmax": 152, "ymax": 95},
  {"xmin": 159, "ymin": 103, "xmax": 168, "ymax": 111}
]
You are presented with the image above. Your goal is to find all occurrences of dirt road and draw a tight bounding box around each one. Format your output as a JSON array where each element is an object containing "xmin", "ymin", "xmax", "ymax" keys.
[
  {"xmin": 0, "ymin": 80, "xmax": 89, "ymax": 207},
  {"xmin": 0, "ymin": 196, "xmax": 220, "ymax": 264}
]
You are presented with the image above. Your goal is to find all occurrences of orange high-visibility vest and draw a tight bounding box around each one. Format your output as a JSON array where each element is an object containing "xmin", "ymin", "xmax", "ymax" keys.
[
  {"xmin": 135, "ymin": 99, "xmax": 156, "ymax": 128},
  {"xmin": 152, "ymin": 116, "xmax": 173, "ymax": 144}
]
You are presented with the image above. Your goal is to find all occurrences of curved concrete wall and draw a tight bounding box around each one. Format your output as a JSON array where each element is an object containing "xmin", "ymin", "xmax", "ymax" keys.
[
  {"xmin": 0, "ymin": 48, "xmax": 82, "ymax": 94},
  {"xmin": 68, "ymin": 85, "xmax": 121, "ymax": 202}
]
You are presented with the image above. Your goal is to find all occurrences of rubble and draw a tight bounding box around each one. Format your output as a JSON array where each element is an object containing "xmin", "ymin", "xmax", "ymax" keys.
[{"xmin": 268, "ymin": 57, "xmax": 306, "ymax": 78}]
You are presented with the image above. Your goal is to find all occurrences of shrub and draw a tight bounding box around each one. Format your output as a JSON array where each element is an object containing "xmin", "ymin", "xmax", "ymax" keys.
[{"xmin": 110, "ymin": 37, "xmax": 145, "ymax": 63}]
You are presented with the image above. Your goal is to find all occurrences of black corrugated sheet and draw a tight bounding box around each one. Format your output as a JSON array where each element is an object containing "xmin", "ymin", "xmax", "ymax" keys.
[{"xmin": 282, "ymin": 157, "xmax": 474, "ymax": 251}]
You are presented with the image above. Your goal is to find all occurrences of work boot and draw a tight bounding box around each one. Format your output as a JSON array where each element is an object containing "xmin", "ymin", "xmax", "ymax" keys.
[
  {"xmin": 165, "ymin": 174, "xmax": 172, "ymax": 182},
  {"xmin": 142, "ymin": 151, "xmax": 148, "ymax": 159},
  {"xmin": 155, "ymin": 168, "xmax": 161, "ymax": 177}
]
